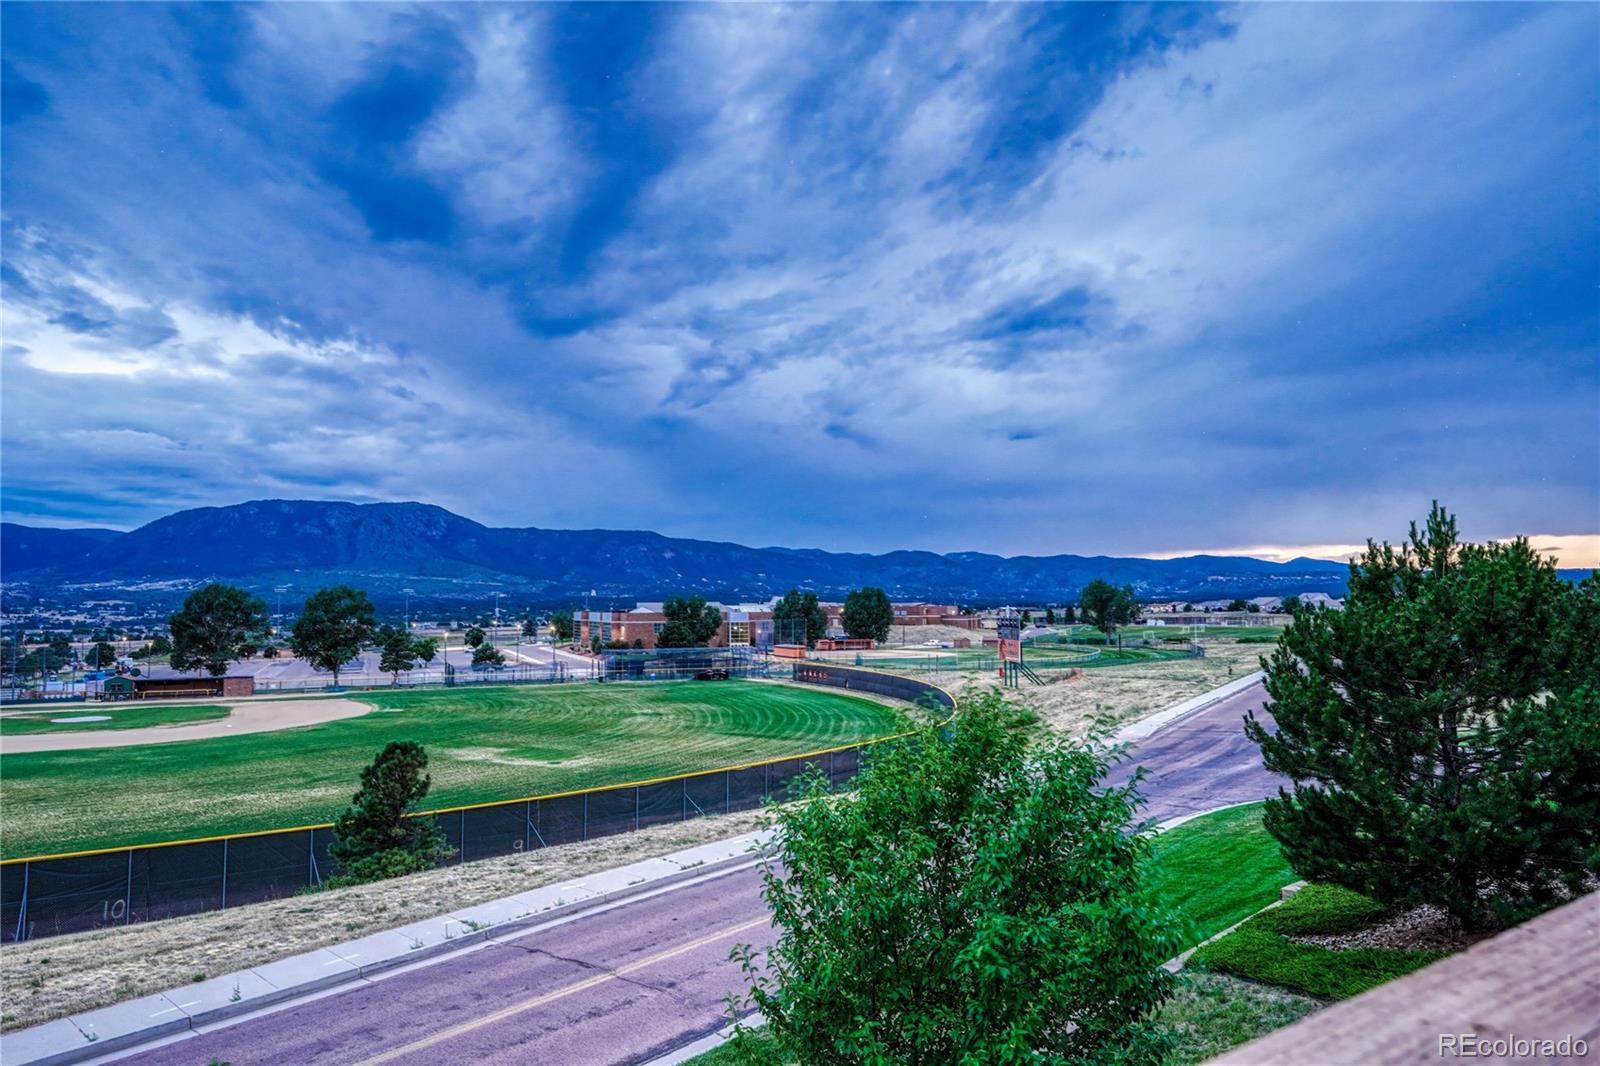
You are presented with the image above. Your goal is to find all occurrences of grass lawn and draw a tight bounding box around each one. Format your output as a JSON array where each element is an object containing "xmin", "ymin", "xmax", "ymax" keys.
[
  {"xmin": 1144, "ymin": 803, "xmax": 1295, "ymax": 943},
  {"xmin": 0, "ymin": 703, "xmax": 230, "ymax": 736},
  {"xmin": 1189, "ymin": 884, "xmax": 1445, "ymax": 999},
  {"xmin": 0, "ymin": 681, "xmax": 897, "ymax": 858},
  {"xmin": 1156, "ymin": 972, "xmax": 1321, "ymax": 1064}
]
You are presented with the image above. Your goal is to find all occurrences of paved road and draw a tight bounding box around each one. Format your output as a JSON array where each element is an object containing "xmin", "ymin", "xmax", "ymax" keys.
[
  {"xmin": 1105, "ymin": 681, "xmax": 1283, "ymax": 823},
  {"xmin": 111, "ymin": 682, "xmax": 1282, "ymax": 1066}
]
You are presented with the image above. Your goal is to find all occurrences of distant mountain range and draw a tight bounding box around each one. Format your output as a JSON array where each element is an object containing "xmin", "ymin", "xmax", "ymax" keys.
[{"xmin": 0, "ymin": 499, "xmax": 1367, "ymax": 611}]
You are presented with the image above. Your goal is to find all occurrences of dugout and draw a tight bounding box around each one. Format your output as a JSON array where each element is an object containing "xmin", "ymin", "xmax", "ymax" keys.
[{"xmin": 102, "ymin": 675, "xmax": 255, "ymax": 700}]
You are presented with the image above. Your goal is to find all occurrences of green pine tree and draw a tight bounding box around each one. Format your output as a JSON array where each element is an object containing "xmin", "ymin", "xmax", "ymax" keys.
[{"xmin": 1247, "ymin": 504, "xmax": 1599, "ymax": 933}]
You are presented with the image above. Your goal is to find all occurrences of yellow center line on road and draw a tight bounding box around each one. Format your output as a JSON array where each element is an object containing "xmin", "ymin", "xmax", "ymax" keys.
[{"xmin": 351, "ymin": 914, "xmax": 771, "ymax": 1066}]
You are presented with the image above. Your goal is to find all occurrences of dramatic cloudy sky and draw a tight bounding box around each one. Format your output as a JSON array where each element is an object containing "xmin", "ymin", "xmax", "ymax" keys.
[{"xmin": 2, "ymin": 2, "xmax": 1596, "ymax": 562}]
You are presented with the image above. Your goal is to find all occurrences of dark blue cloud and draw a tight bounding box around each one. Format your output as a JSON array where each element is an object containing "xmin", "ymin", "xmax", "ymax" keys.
[
  {"xmin": 317, "ymin": 21, "xmax": 470, "ymax": 244},
  {"xmin": 0, "ymin": 3, "xmax": 1593, "ymax": 557}
]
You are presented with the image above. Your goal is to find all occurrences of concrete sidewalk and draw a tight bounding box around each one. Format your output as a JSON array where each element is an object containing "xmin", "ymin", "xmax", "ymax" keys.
[
  {"xmin": 1, "ymin": 831, "xmax": 773, "ymax": 1066},
  {"xmin": 1113, "ymin": 670, "xmax": 1265, "ymax": 744}
]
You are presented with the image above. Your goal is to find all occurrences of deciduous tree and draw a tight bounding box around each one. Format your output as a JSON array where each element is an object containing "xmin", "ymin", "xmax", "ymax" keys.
[
  {"xmin": 772, "ymin": 588, "xmax": 828, "ymax": 647},
  {"xmin": 378, "ymin": 625, "xmax": 416, "ymax": 684},
  {"xmin": 841, "ymin": 587, "xmax": 893, "ymax": 643},
  {"xmin": 169, "ymin": 583, "xmax": 269, "ymax": 677},
  {"xmin": 731, "ymin": 690, "xmax": 1180, "ymax": 1064},
  {"xmin": 550, "ymin": 610, "xmax": 575, "ymax": 641},
  {"xmin": 1079, "ymin": 580, "xmax": 1138, "ymax": 648},
  {"xmin": 657, "ymin": 596, "xmax": 723, "ymax": 648},
  {"xmin": 290, "ymin": 585, "xmax": 377, "ymax": 687}
]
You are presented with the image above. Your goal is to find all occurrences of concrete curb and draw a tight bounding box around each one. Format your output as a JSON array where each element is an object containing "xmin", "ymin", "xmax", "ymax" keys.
[
  {"xmin": 1, "ymin": 831, "xmax": 775, "ymax": 1066},
  {"xmin": 1112, "ymin": 670, "xmax": 1266, "ymax": 745}
]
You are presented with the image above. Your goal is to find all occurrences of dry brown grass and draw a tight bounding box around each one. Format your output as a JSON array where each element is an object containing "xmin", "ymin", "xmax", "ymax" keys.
[
  {"xmin": 928, "ymin": 640, "xmax": 1263, "ymax": 738},
  {"xmin": 0, "ymin": 809, "xmax": 767, "ymax": 1033}
]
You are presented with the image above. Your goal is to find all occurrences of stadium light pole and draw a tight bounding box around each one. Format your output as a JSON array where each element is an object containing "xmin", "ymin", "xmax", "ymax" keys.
[
  {"xmin": 403, "ymin": 587, "xmax": 415, "ymax": 631},
  {"xmin": 274, "ymin": 585, "xmax": 290, "ymax": 637}
]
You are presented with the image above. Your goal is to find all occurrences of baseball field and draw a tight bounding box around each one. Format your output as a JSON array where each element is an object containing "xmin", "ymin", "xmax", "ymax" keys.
[{"xmin": 0, "ymin": 680, "xmax": 900, "ymax": 859}]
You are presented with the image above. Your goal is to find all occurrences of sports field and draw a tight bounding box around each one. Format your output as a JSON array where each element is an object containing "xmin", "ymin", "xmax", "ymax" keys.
[
  {"xmin": 0, "ymin": 681, "xmax": 899, "ymax": 859},
  {"xmin": 0, "ymin": 703, "xmax": 231, "ymax": 735}
]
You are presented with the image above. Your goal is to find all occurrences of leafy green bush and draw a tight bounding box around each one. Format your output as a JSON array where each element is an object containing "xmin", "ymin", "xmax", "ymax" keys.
[{"xmin": 733, "ymin": 689, "xmax": 1182, "ymax": 1064}]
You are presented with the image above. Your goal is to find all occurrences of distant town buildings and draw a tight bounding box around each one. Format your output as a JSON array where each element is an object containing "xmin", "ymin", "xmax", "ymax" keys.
[{"xmin": 574, "ymin": 598, "xmax": 981, "ymax": 649}]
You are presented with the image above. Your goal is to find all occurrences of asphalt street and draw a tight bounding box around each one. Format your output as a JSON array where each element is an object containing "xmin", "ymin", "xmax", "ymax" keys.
[{"xmin": 110, "ymin": 680, "xmax": 1283, "ymax": 1066}]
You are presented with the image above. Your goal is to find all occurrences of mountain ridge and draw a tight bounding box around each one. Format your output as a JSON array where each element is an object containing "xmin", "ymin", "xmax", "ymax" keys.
[{"xmin": 2, "ymin": 498, "xmax": 1360, "ymax": 606}]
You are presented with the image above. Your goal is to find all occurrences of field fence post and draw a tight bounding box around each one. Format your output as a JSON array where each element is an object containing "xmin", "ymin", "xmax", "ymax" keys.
[
  {"xmin": 221, "ymin": 838, "xmax": 229, "ymax": 909},
  {"xmin": 725, "ymin": 771, "xmax": 731, "ymax": 813},
  {"xmin": 12, "ymin": 862, "xmax": 28, "ymax": 943},
  {"xmin": 460, "ymin": 810, "xmax": 466, "ymax": 864},
  {"xmin": 583, "ymin": 793, "xmax": 589, "ymax": 840},
  {"xmin": 525, "ymin": 801, "xmax": 532, "ymax": 852},
  {"xmin": 125, "ymin": 850, "xmax": 133, "ymax": 924},
  {"xmin": 635, "ymin": 787, "xmax": 640, "ymax": 831}
]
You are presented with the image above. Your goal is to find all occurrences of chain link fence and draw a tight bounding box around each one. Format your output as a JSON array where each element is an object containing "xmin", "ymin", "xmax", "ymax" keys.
[{"xmin": 2, "ymin": 666, "xmax": 951, "ymax": 942}]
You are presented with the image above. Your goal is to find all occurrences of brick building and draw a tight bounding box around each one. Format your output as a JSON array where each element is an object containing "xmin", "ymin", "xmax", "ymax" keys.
[{"xmin": 575, "ymin": 603, "xmax": 776, "ymax": 650}]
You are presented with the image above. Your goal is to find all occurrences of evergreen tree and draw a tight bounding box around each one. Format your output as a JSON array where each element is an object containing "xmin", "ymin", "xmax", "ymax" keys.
[
  {"xmin": 1247, "ymin": 505, "xmax": 1599, "ymax": 932},
  {"xmin": 329, "ymin": 742, "xmax": 451, "ymax": 883}
]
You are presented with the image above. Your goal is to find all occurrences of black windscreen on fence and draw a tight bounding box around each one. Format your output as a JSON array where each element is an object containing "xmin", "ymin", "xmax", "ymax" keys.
[{"xmin": 1, "ymin": 668, "xmax": 949, "ymax": 942}]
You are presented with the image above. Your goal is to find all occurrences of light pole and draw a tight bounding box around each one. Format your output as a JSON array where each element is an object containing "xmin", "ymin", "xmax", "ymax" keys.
[
  {"xmin": 403, "ymin": 588, "xmax": 415, "ymax": 632},
  {"xmin": 493, "ymin": 591, "xmax": 503, "ymax": 647},
  {"xmin": 274, "ymin": 585, "xmax": 290, "ymax": 638}
]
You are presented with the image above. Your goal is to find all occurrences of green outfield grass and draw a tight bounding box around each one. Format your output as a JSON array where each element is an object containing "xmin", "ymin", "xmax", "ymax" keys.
[
  {"xmin": 0, "ymin": 703, "xmax": 231, "ymax": 736},
  {"xmin": 0, "ymin": 681, "xmax": 899, "ymax": 858}
]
